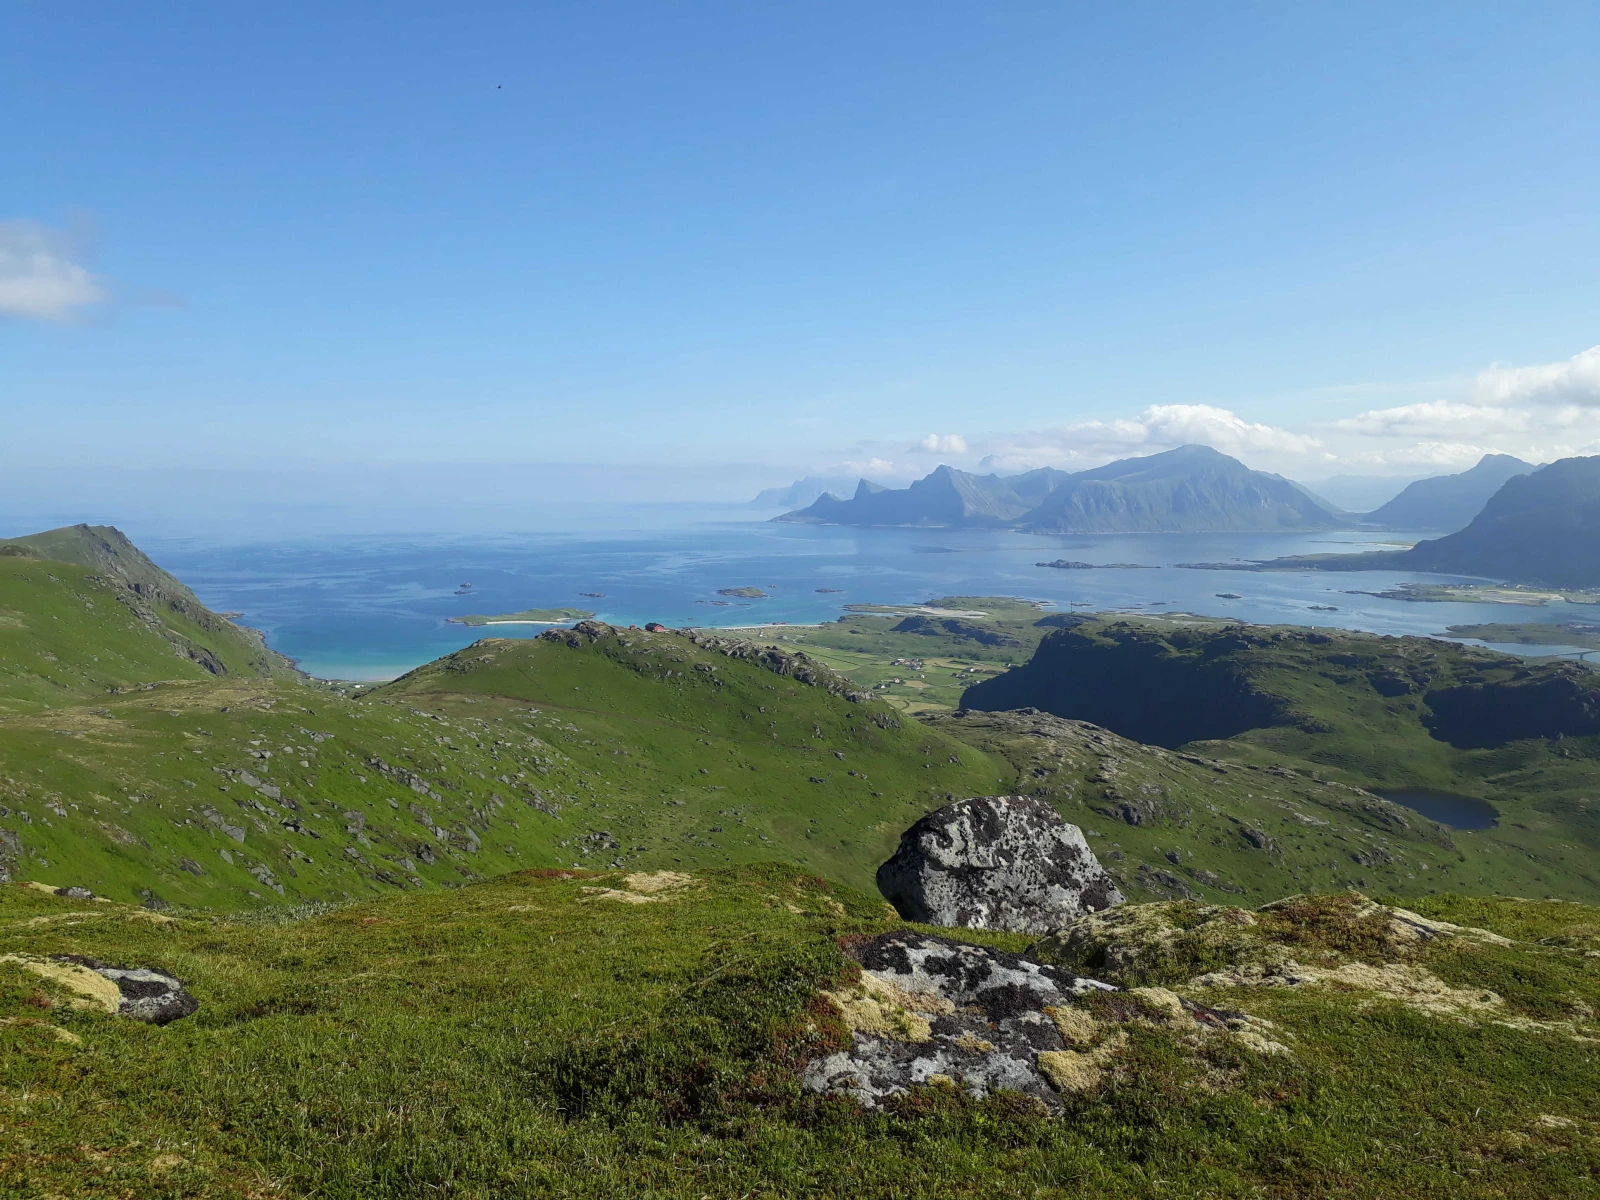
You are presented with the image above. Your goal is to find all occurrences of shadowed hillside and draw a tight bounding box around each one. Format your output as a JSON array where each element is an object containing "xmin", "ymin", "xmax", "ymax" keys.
[
  {"xmin": 1402, "ymin": 456, "xmax": 1600, "ymax": 586},
  {"xmin": 960, "ymin": 615, "xmax": 1600, "ymax": 901}
]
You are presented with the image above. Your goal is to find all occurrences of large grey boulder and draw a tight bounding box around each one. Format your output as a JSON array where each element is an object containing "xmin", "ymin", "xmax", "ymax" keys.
[{"xmin": 876, "ymin": 795, "xmax": 1123, "ymax": 933}]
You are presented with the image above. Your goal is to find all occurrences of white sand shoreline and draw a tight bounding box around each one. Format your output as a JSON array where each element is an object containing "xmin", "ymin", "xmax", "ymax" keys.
[
  {"xmin": 706, "ymin": 622, "xmax": 825, "ymax": 631},
  {"xmin": 475, "ymin": 619, "xmax": 572, "ymax": 625}
]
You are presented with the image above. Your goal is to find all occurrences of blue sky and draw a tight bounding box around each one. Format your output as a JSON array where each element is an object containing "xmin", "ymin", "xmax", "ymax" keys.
[{"xmin": 5, "ymin": 1, "xmax": 1600, "ymax": 512}]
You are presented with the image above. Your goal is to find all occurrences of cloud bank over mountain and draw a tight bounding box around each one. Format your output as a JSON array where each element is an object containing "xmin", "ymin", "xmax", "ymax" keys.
[{"xmin": 799, "ymin": 344, "xmax": 1600, "ymax": 486}]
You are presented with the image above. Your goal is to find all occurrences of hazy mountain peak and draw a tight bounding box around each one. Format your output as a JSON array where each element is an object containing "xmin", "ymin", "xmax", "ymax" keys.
[
  {"xmin": 1400, "ymin": 453, "xmax": 1600, "ymax": 586},
  {"xmin": 775, "ymin": 446, "xmax": 1348, "ymax": 532},
  {"xmin": 1364, "ymin": 454, "xmax": 1535, "ymax": 531}
]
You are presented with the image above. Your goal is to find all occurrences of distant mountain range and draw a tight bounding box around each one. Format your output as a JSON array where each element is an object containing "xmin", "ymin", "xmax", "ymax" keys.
[
  {"xmin": 1237, "ymin": 454, "xmax": 1600, "ymax": 588},
  {"xmin": 772, "ymin": 445, "xmax": 1350, "ymax": 533},
  {"xmin": 1017, "ymin": 445, "xmax": 1348, "ymax": 533},
  {"xmin": 749, "ymin": 476, "xmax": 864, "ymax": 509},
  {"xmin": 779, "ymin": 464, "xmax": 1074, "ymax": 528},
  {"xmin": 1400, "ymin": 455, "xmax": 1600, "ymax": 587},
  {"xmin": 1362, "ymin": 453, "xmax": 1535, "ymax": 531}
]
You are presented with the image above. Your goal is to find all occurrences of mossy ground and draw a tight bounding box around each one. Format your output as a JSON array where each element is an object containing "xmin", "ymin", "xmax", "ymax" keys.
[{"xmin": 3, "ymin": 873, "xmax": 1598, "ymax": 1199}]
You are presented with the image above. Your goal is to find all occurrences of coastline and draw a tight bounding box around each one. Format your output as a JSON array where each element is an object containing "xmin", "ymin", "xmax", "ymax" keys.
[
  {"xmin": 471, "ymin": 618, "xmax": 575, "ymax": 626},
  {"xmin": 705, "ymin": 622, "xmax": 825, "ymax": 631}
]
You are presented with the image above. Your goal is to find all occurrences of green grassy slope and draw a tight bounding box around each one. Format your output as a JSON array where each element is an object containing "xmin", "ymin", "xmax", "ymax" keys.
[
  {"xmin": 925, "ymin": 708, "xmax": 1562, "ymax": 904},
  {"xmin": 4, "ymin": 869, "xmax": 1596, "ymax": 1199},
  {"xmin": 0, "ymin": 611, "xmax": 1000, "ymax": 906},
  {"xmin": 0, "ymin": 554, "xmax": 282, "ymax": 716},
  {"xmin": 960, "ymin": 616, "xmax": 1600, "ymax": 901},
  {"xmin": 370, "ymin": 622, "xmax": 1004, "ymax": 886},
  {"xmin": 0, "ymin": 524, "xmax": 294, "ymax": 689}
]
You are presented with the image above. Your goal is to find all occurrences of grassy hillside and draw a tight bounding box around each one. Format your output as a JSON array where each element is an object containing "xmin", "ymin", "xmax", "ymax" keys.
[
  {"xmin": 0, "ymin": 601, "xmax": 1000, "ymax": 905},
  {"xmin": 693, "ymin": 604, "xmax": 1600, "ymax": 903},
  {"xmin": 960, "ymin": 616, "xmax": 1600, "ymax": 901},
  {"xmin": 12, "ymin": 540, "xmax": 1600, "ymax": 913},
  {"xmin": 0, "ymin": 525, "xmax": 294, "ymax": 699},
  {"xmin": 369, "ymin": 622, "xmax": 1004, "ymax": 887},
  {"xmin": 7, "ymin": 543, "xmax": 1600, "ymax": 1195},
  {"xmin": 4, "ymin": 868, "xmax": 1596, "ymax": 1198},
  {"xmin": 925, "ymin": 708, "xmax": 1521, "ymax": 903}
]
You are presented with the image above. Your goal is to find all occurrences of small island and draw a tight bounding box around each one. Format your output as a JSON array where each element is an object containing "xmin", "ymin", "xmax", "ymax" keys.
[
  {"xmin": 448, "ymin": 607, "xmax": 594, "ymax": 627},
  {"xmin": 1036, "ymin": 559, "xmax": 1154, "ymax": 570},
  {"xmin": 1445, "ymin": 621, "xmax": 1600, "ymax": 649},
  {"xmin": 1344, "ymin": 582, "xmax": 1582, "ymax": 606},
  {"xmin": 717, "ymin": 587, "xmax": 768, "ymax": 598}
]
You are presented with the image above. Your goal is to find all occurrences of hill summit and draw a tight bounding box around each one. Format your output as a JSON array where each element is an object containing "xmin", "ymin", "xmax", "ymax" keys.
[{"xmin": 0, "ymin": 522, "xmax": 295, "ymax": 686}]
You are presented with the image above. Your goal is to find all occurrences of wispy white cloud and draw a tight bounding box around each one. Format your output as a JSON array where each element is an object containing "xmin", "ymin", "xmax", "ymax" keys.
[
  {"xmin": 1322, "ymin": 346, "xmax": 1600, "ymax": 467},
  {"xmin": 1474, "ymin": 345, "xmax": 1600, "ymax": 408},
  {"xmin": 801, "ymin": 345, "xmax": 1600, "ymax": 488},
  {"xmin": 1332, "ymin": 401, "xmax": 1531, "ymax": 439},
  {"xmin": 1337, "ymin": 441, "xmax": 1506, "ymax": 469},
  {"xmin": 974, "ymin": 404, "xmax": 1321, "ymax": 473},
  {"xmin": 840, "ymin": 456, "xmax": 896, "ymax": 477},
  {"xmin": 913, "ymin": 433, "xmax": 968, "ymax": 454},
  {"xmin": 0, "ymin": 219, "xmax": 105, "ymax": 322}
]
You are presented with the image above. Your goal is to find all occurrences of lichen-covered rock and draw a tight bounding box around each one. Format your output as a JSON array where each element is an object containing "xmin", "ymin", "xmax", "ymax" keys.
[
  {"xmin": 802, "ymin": 931, "xmax": 1268, "ymax": 1112},
  {"xmin": 803, "ymin": 931, "xmax": 1116, "ymax": 1110},
  {"xmin": 875, "ymin": 795, "xmax": 1123, "ymax": 933},
  {"xmin": 1035, "ymin": 892, "xmax": 1517, "ymax": 988},
  {"xmin": 50, "ymin": 955, "xmax": 199, "ymax": 1024},
  {"xmin": 1037, "ymin": 900, "xmax": 1270, "ymax": 984}
]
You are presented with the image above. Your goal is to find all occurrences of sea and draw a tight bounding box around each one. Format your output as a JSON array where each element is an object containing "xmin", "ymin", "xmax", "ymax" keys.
[{"xmin": 140, "ymin": 509, "xmax": 1599, "ymax": 681}]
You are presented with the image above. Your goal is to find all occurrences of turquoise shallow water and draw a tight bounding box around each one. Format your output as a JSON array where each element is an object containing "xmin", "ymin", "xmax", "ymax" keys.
[{"xmin": 142, "ymin": 518, "xmax": 1598, "ymax": 680}]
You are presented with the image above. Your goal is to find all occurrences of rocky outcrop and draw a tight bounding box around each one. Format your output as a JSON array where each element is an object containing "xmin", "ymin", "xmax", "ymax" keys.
[
  {"xmin": 535, "ymin": 620, "xmax": 875, "ymax": 704},
  {"xmin": 803, "ymin": 931, "xmax": 1266, "ymax": 1111},
  {"xmin": 65, "ymin": 956, "xmax": 199, "ymax": 1024},
  {"xmin": 685, "ymin": 631, "xmax": 873, "ymax": 702},
  {"xmin": 3, "ymin": 954, "xmax": 199, "ymax": 1024},
  {"xmin": 803, "ymin": 931, "xmax": 1113, "ymax": 1110},
  {"xmin": 876, "ymin": 795, "xmax": 1123, "ymax": 934}
]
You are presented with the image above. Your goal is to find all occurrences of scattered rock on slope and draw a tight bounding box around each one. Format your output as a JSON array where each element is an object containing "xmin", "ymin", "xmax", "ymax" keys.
[
  {"xmin": 803, "ymin": 931, "xmax": 1272, "ymax": 1112},
  {"xmin": 875, "ymin": 795, "xmax": 1123, "ymax": 934}
]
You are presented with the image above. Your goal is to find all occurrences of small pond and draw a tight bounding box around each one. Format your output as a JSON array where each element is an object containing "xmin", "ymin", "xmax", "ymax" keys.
[{"xmin": 1376, "ymin": 789, "xmax": 1500, "ymax": 830}]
